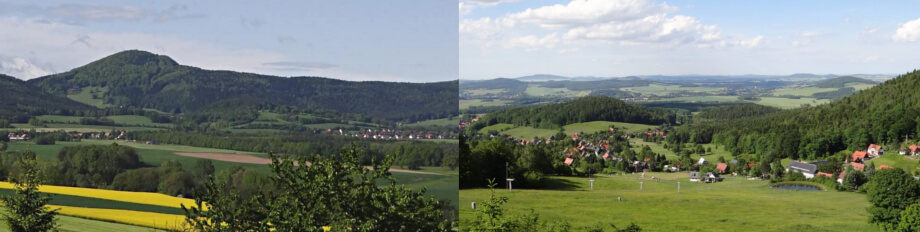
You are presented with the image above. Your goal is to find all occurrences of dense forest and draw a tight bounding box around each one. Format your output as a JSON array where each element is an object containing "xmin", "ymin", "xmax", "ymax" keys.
[
  {"xmin": 25, "ymin": 50, "xmax": 457, "ymax": 123},
  {"xmin": 470, "ymin": 96, "xmax": 676, "ymax": 130},
  {"xmin": 672, "ymin": 70, "xmax": 920, "ymax": 162},
  {"xmin": 0, "ymin": 75, "xmax": 93, "ymax": 122}
]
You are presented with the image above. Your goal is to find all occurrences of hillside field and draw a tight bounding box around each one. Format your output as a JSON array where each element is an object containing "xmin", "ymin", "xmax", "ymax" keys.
[{"xmin": 459, "ymin": 173, "xmax": 878, "ymax": 231}]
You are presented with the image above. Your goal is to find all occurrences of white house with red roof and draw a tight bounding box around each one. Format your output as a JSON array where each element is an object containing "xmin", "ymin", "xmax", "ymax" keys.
[{"xmin": 867, "ymin": 144, "xmax": 883, "ymax": 158}]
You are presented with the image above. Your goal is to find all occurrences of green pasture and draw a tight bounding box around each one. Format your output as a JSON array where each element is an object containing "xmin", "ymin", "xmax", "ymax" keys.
[
  {"xmin": 66, "ymin": 87, "xmax": 111, "ymax": 108},
  {"xmin": 524, "ymin": 85, "xmax": 590, "ymax": 97},
  {"xmin": 459, "ymin": 173, "xmax": 878, "ymax": 231},
  {"xmin": 0, "ymin": 214, "xmax": 164, "ymax": 232},
  {"xmin": 460, "ymin": 99, "xmax": 511, "ymax": 110},
  {"xmin": 622, "ymin": 84, "xmax": 723, "ymax": 96}
]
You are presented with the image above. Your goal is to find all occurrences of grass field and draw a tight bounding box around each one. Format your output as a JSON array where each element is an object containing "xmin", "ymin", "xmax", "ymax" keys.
[
  {"xmin": 33, "ymin": 115, "xmax": 85, "ymax": 123},
  {"xmin": 622, "ymin": 84, "xmax": 723, "ymax": 96},
  {"xmin": 867, "ymin": 154, "xmax": 920, "ymax": 173},
  {"xmin": 410, "ymin": 117, "xmax": 459, "ymax": 127},
  {"xmin": 478, "ymin": 121, "xmax": 659, "ymax": 140},
  {"xmin": 524, "ymin": 85, "xmax": 590, "ymax": 97},
  {"xmin": 66, "ymin": 87, "xmax": 111, "ymax": 108},
  {"xmin": 11, "ymin": 123, "xmax": 165, "ymax": 132},
  {"xmin": 563, "ymin": 121, "xmax": 657, "ymax": 135},
  {"xmin": 463, "ymin": 89, "xmax": 508, "ymax": 96},
  {"xmin": 459, "ymin": 173, "xmax": 878, "ymax": 231},
  {"xmin": 0, "ymin": 214, "xmax": 164, "ymax": 232},
  {"xmin": 105, "ymin": 115, "xmax": 172, "ymax": 128},
  {"xmin": 772, "ymin": 86, "xmax": 837, "ymax": 97},
  {"xmin": 751, "ymin": 97, "xmax": 830, "ymax": 109},
  {"xmin": 651, "ymin": 95, "xmax": 742, "ymax": 103},
  {"xmin": 478, "ymin": 123, "xmax": 515, "ymax": 134},
  {"xmin": 5, "ymin": 140, "xmax": 457, "ymax": 208},
  {"xmin": 460, "ymin": 99, "xmax": 511, "ymax": 110}
]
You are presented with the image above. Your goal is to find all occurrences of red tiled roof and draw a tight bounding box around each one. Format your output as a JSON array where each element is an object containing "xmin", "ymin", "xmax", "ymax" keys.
[
  {"xmin": 564, "ymin": 158, "xmax": 574, "ymax": 166},
  {"xmin": 838, "ymin": 171, "xmax": 846, "ymax": 179},
  {"xmin": 748, "ymin": 163, "xmax": 756, "ymax": 168},
  {"xmin": 643, "ymin": 157, "xmax": 651, "ymax": 162},
  {"xmin": 910, "ymin": 145, "xmax": 919, "ymax": 153},
  {"xmin": 716, "ymin": 163, "xmax": 728, "ymax": 173},
  {"xmin": 879, "ymin": 165, "xmax": 893, "ymax": 170},
  {"xmin": 851, "ymin": 151, "xmax": 868, "ymax": 161},
  {"xmin": 817, "ymin": 172, "xmax": 833, "ymax": 178},
  {"xmin": 868, "ymin": 144, "xmax": 881, "ymax": 151},
  {"xmin": 850, "ymin": 162, "xmax": 865, "ymax": 171},
  {"xmin": 603, "ymin": 153, "xmax": 610, "ymax": 159}
]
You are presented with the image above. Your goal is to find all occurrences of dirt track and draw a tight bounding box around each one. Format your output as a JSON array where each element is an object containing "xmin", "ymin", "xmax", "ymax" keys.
[{"xmin": 174, "ymin": 152, "xmax": 443, "ymax": 175}]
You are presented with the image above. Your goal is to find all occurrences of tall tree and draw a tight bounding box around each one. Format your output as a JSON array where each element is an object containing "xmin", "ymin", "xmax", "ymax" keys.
[
  {"xmin": 866, "ymin": 169, "xmax": 920, "ymax": 231},
  {"xmin": 184, "ymin": 145, "xmax": 448, "ymax": 231},
  {"xmin": 0, "ymin": 152, "xmax": 58, "ymax": 232}
]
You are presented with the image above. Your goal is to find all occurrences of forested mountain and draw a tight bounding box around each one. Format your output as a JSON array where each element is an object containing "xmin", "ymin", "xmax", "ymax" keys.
[
  {"xmin": 27, "ymin": 50, "xmax": 457, "ymax": 122},
  {"xmin": 471, "ymin": 96, "xmax": 676, "ymax": 130},
  {"xmin": 0, "ymin": 74, "xmax": 93, "ymax": 122},
  {"xmin": 673, "ymin": 69, "xmax": 920, "ymax": 161},
  {"xmin": 813, "ymin": 76, "xmax": 876, "ymax": 88}
]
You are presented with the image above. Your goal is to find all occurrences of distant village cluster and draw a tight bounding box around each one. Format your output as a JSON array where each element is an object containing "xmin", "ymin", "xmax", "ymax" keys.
[{"xmin": 318, "ymin": 128, "xmax": 454, "ymax": 140}]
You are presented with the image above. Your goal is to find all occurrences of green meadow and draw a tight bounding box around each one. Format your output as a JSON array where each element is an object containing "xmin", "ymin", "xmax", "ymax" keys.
[
  {"xmin": 459, "ymin": 173, "xmax": 878, "ymax": 231},
  {"xmin": 460, "ymin": 99, "xmax": 511, "ymax": 110}
]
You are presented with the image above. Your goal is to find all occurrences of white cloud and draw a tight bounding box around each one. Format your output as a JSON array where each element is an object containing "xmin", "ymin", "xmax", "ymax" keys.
[
  {"xmin": 0, "ymin": 57, "xmax": 52, "ymax": 79},
  {"xmin": 504, "ymin": 33, "xmax": 560, "ymax": 50},
  {"xmin": 459, "ymin": 2, "xmax": 473, "ymax": 16},
  {"xmin": 0, "ymin": 17, "xmax": 292, "ymax": 80},
  {"xmin": 892, "ymin": 18, "xmax": 920, "ymax": 42},
  {"xmin": 462, "ymin": 0, "xmax": 762, "ymax": 51}
]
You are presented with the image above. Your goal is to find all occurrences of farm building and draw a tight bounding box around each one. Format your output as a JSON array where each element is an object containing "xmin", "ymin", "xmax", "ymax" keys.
[
  {"xmin": 910, "ymin": 145, "xmax": 920, "ymax": 156},
  {"xmin": 689, "ymin": 172, "xmax": 700, "ymax": 182},
  {"xmin": 785, "ymin": 161, "xmax": 818, "ymax": 179}
]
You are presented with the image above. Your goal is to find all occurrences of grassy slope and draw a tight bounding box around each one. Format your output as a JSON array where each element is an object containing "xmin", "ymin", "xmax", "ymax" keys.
[
  {"xmin": 459, "ymin": 173, "xmax": 878, "ymax": 231},
  {"xmin": 479, "ymin": 121, "xmax": 660, "ymax": 140},
  {"xmin": 410, "ymin": 117, "xmax": 459, "ymax": 127},
  {"xmin": 867, "ymin": 154, "xmax": 920, "ymax": 173},
  {"xmin": 66, "ymin": 87, "xmax": 111, "ymax": 109}
]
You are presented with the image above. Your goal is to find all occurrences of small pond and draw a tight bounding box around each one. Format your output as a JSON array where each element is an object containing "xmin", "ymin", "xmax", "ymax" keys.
[{"xmin": 772, "ymin": 183, "xmax": 822, "ymax": 191}]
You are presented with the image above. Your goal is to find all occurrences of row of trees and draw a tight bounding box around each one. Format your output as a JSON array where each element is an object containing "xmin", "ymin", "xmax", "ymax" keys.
[{"xmin": 128, "ymin": 131, "xmax": 458, "ymax": 169}]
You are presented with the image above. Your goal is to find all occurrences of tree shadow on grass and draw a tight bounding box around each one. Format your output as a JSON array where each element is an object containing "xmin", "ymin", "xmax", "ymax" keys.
[{"xmin": 541, "ymin": 177, "xmax": 581, "ymax": 191}]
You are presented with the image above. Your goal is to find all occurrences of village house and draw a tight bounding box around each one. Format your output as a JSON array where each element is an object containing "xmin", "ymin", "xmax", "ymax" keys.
[
  {"xmin": 785, "ymin": 161, "xmax": 818, "ymax": 179},
  {"xmin": 850, "ymin": 150, "xmax": 868, "ymax": 163},
  {"xmin": 867, "ymin": 144, "xmax": 883, "ymax": 158},
  {"xmin": 7, "ymin": 132, "xmax": 28, "ymax": 142},
  {"xmin": 910, "ymin": 144, "xmax": 920, "ymax": 156},
  {"xmin": 816, "ymin": 172, "xmax": 833, "ymax": 178},
  {"xmin": 837, "ymin": 171, "xmax": 846, "ymax": 184},
  {"xmin": 850, "ymin": 162, "xmax": 865, "ymax": 171},
  {"xmin": 701, "ymin": 172, "xmax": 722, "ymax": 183},
  {"xmin": 716, "ymin": 163, "xmax": 728, "ymax": 174},
  {"xmin": 689, "ymin": 171, "xmax": 701, "ymax": 182}
]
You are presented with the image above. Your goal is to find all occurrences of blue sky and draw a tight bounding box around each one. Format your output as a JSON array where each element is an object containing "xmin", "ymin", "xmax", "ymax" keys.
[
  {"xmin": 460, "ymin": 0, "xmax": 920, "ymax": 79},
  {"xmin": 0, "ymin": 0, "xmax": 458, "ymax": 82}
]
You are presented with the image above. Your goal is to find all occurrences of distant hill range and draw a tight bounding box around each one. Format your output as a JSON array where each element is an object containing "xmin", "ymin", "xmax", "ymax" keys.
[
  {"xmin": 463, "ymin": 73, "xmax": 892, "ymax": 83},
  {"xmin": 10, "ymin": 50, "xmax": 456, "ymax": 123}
]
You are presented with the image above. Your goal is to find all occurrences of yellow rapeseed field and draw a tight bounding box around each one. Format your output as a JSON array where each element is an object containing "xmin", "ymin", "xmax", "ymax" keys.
[
  {"xmin": 51, "ymin": 205, "xmax": 190, "ymax": 230},
  {"xmin": 0, "ymin": 182, "xmax": 201, "ymax": 209}
]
